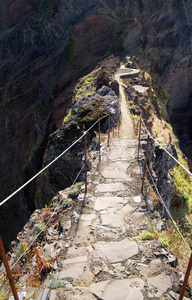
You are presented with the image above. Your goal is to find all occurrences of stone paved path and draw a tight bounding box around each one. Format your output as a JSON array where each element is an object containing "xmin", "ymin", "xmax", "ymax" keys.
[{"xmin": 43, "ymin": 68, "xmax": 187, "ymax": 299}]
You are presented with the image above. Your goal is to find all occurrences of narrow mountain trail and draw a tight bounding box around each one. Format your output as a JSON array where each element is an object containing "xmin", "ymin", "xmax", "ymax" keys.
[{"xmin": 41, "ymin": 68, "xmax": 184, "ymax": 300}]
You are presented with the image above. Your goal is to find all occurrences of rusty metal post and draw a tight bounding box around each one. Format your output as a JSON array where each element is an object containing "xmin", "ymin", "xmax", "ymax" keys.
[
  {"xmin": 108, "ymin": 115, "xmax": 110, "ymax": 147},
  {"xmin": 84, "ymin": 134, "xmax": 87, "ymax": 193},
  {"xmin": 141, "ymin": 134, "xmax": 150, "ymax": 193},
  {"xmin": 0, "ymin": 237, "xmax": 19, "ymax": 300},
  {"xmin": 138, "ymin": 118, "xmax": 141, "ymax": 159},
  {"xmin": 98, "ymin": 120, "xmax": 101, "ymax": 162},
  {"xmin": 136, "ymin": 120, "xmax": 139, "ymax": 136},
  {"xmin": 179, "ymin": 252, "xmax": 192, "ymax": 300}
]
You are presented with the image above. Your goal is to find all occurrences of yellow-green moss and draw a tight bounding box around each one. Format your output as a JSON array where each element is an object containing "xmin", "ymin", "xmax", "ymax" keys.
[{"xmin": 62, "ymin": 108, "xmax": 72, "ymax": 124}]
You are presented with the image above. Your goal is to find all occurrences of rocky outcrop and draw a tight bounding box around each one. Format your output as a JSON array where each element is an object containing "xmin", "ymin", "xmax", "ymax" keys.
[
  {"xmin": 146, "ymin": 138, "xmax": 178, "ymax": 210},
  {"xmin": 36, "ymin": 85, "xmax": 121, "ymax": 206},
  {"xmin": 0, "ymin": 0, "xmax": 192, "ymax": 249}
]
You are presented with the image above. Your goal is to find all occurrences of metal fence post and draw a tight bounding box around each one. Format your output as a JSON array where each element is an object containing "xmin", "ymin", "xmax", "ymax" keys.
[
  {"xmin": 141, "ymin": 134, "xmax": 150, "ymax": 193},
  {"xmin": 136, "ymin": 120, "xmax": 139, "ymax": 136},
  {"xmin": 0, "ymin": 237, "xmax": 19, "ymax": 300},
  {"xmin": 84, "ymin": 133, "xmax": 87, "ymax": 193},
  {"xmin": 138, "ymin": 118, "xmax": 141, "ymax": 159},
  {"xmin": 98, "ymin": 120, "xmax": 101, "ymax": 162},
  {"xmin": 108, "ymin": 115, "xmax": 110, "ymax": 147},
  {"xmin": 179, "ymin": 251, "xmax": 192, "ymax": 300}
]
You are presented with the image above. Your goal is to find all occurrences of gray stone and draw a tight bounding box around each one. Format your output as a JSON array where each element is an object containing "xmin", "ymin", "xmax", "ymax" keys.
[
  {"xmin": 132, "ymin": 85, "xmax": 149, "ymax": 93},
  {"xmin": 117, "ymin": 204, "xmax": 134, "ymax": 215},
  {"xmin": 96, "ymin": 183, "xmax": 126, "ymax": 193},
  {"xmin": 67, "ymin": 246, "xmax": 86, "ymax": 255},
  {"xmin": 93, "ymin": 239, "xmax": 138, "ymax": 263},
  {"xmin": 62, "ymin": 255, "xmax": 87, "ymax": 265},
  {"xmin": 147, "ymin": 273, "xmax": 172, "ymax": 297},
  {"xmin": 97, "ymin": 225, "xmax": 116, "ymax": 233},
  {"xmin": 58, "ymin": 266, "xmax": 84, "ymax": 279},
  {"xmin": 101, "ymin": 169, "xmax": 129, "ymax": 180},
  {"xmin": 101, "ymin": 213, "xmax": 122, "ymax": 228},
  {"xmin": 133, "ymin": 196, "xmax": 141, "ymax": 203},
  {"xmin": 168, "ymin": 290, "xmax": 191, "ymax": 300},
  {"xmin": 73, "ymin": 211, "xmax": 95, "ymax": 221},
  {"xmin": 38, "ymin": 289, "xmax": 50, "ymax": 300},
  {"xmin": 94, "ymin": 197, "xmax": 124, "ymax": 211},
  {"xmin": 90, "ymin": 278, "xmax": 144, "ymax": 300},
  {"xmin": 49, "ymin": 290, "xmax": 56, "ymax": 300},
  {"xmin": 168, "ymin": 254, "xmax": 178, "ymax": 268},
  {"xmin": 9, "ymin": 293, "xmax": 24, "ymax": 300}
]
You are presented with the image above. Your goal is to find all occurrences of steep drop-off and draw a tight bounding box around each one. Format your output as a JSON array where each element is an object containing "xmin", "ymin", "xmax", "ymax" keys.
[{"xmin": 0, "ymin": 0, "xmax": 192, "ymax": 249}]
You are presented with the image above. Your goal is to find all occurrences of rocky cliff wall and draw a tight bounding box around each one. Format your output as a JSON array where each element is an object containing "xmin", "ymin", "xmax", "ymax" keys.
[{"xmin": 0, "ymin": 0, "xmax": 192, "ymax": 249}]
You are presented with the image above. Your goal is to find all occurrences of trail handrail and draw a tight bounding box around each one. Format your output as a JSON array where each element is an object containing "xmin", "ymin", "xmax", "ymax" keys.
[
  {"xmin": 140, "ymin": 117, "xmax": 192, "ymax": 177},
  {"xmin": 0, "ymin": 114, "xmax": 109, "ymax": 208}
]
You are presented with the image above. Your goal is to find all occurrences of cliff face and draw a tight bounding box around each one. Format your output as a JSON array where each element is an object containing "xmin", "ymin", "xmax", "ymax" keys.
[{"xmin": 0, "ymin": 0, "xmax": 191, "ymax": 249}]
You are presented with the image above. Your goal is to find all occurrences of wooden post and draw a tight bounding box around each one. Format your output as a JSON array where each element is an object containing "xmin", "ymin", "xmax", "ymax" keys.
[
  {"xmin": 141, "ymin": 134, "xmax": 150, "ymax": 193},
  {"xmin": 84, "ymin": 134, "xmax": 87, "ymax": 193},
  {"xmin": 138, "ymin": 119, "xmax": 141, "ymax": 159},
  {"xmin": 98, "ymin": 120, "xmax": 101, "ymax": 162},
  {"xmin": 0, "ymin": 237, "xmax": 19, "ymax": 300},
  {"xmin": 108, "ymin": 115, "xmax": 110, "ymax": 147},
  {"xmin": 179, "ymin": 252, "xmax": 192, "ymax": 300},
  {"xmin": 118, "ymin": 122, "xmax": 120, "ymax": 137}
]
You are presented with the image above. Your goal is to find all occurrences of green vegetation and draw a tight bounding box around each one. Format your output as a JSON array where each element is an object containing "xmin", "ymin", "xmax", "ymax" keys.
[
  {"xmin": 132, "ymin": 220, "xmax": 168, "ymax": 248},
  {"xmin": 47, "ymin": 275, "xmax": 65, "ymax": 289},
  {"xmin": 66, "ymin": 36, "xmax": 74, "ymax": 64},
  {"xmin": 68, "ymin": 186, "xmax": 79, "ymax": 198},
  {"xmin": 41, "ymin": 0, "xmax": 55, "ymax": 18},
  {"xmin": 63, "ymin": 198, "xmax": 73, "ymax": 208},
  {"xmin": 109, "ymin": 28, "xmax": 128, "ymax": 52},
  {"xmin": 14, "ymin": 243, "xmax": 24, "ymax": 258},
  {"xmin": 170, "ymin": 154, "xmax": 192, "ymax": 210},
  {"xmin": 71, "ymin": 73, "xmax": 97, "ymax": 104},
  {"xmin": 63, "ymin": 108, "xmax": 72, "ymax": 124},
  {"xmin": 32, "ymin": 222, "xmax": 46, "ymax": 237}
]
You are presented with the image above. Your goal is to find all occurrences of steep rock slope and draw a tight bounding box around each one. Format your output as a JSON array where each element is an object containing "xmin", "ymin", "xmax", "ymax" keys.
[{"xmin": 0, "ymin": 0, "xmax": 191, "ymax": 249}]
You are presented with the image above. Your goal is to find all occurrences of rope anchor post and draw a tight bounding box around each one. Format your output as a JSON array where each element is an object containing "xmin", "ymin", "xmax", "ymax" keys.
[
  {"xmin": 108, "ymin": 114, "xmax": 110, "ymax": 147},
  {"xmin": 141, "ymin": 134, "xmax": 150, "ymax": 193},
  {"xmin": 138, "ymin": 118, "xmax": 141, "ymax": 160},
  {"xmin": 0, "ymin": 237, "xmax": 19, "ymax": 300},
  {"xmin": 84, "ymin": 133, "xmax": 87, "ymax": 193},
  {"xmin": 98, "ymin": 120, "xmax": 101, "ymax": 162},
  {"xmin": 179, "ymin": 251, "xmax": 192, "ymax": 300}
]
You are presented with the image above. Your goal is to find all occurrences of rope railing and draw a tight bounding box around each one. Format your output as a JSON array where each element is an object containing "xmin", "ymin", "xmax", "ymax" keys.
[
  {"xmin": 140, "ymin": 117, "xmax": 192, "ymax": 177},
  {"xmin": 0, "ymin": 113, "xmax": 112, "ymax": 297},
  {"xmin": 137, "ymin": 116, "xmax": 192, "ymax": 300},
  {"xmin": 0, "ymin": 114, "xmax": 109, "ymax": 209}
]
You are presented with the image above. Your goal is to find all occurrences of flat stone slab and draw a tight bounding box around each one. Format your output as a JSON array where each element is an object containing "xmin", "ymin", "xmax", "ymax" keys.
[
  {"xmin": 101, "ymin": 169, "xmax": 129, "ymax": 180},
  {"xmin": 94, "ymin": 197, "xmax": 124, "ymax": 211},
  {"xmin": 108, "ymin": 150, "xmax": 130, "ymax": 160},
  {"xmin": 101, "ymin": 213, "xmax": 122, "ymax": 228},
  {"xmin": 90, "ymin": 278, "xmax": 144, "ymax": 300},
  {"xmin": 58, "ymin": 266, "xmax": 84, "ymax": 279},
  {"xmin": 67, "ymin": 246, "xmax": 86, "ymax": 255},
  {"xmin": 95, "ymin": 183, "xmax": 126, "ymax": 193},
  {"xmin": 73, "ymin": 211, "xmax": 96, "ymax": 221},
  {"xmin": 62, "ymin": 256, "xmax": 87, "ymax": 266},
  {"xmin": 117, "ymin": 204, "xmax": 134, "ymax": 215},
  {"xmin": 133, "ymin": 196, "xmax": 142, "ymax": 203},
  {"xmin": 147, "ymin": 273, "xmax": 172, "ymax": 297},
  {"xmin": 93, "ymin": 239, "xmax": 138, "ymax": 263},
  {"xmin": 132, "ymin": 85, "xmax": 149, "ymax": 93}
]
